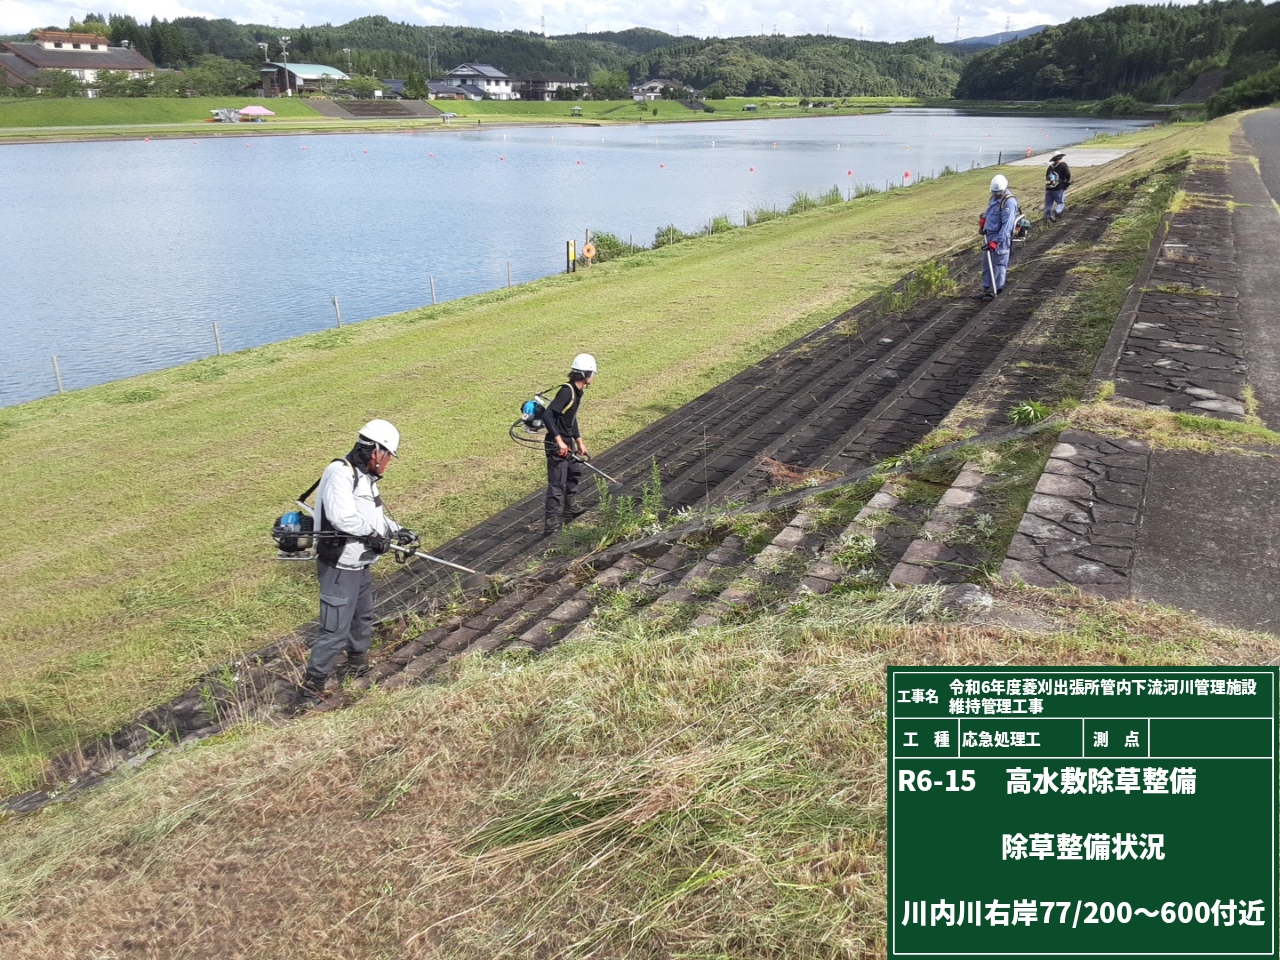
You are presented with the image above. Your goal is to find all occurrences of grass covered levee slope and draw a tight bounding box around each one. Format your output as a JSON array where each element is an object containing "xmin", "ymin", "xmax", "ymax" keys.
[
  {"xmin": 0, "ymin": 120, "xmax": 1219, "ymax": 793},
  {"xmin": 0, "ymin": 113, "xmax": 1269, "ymax": 958}
]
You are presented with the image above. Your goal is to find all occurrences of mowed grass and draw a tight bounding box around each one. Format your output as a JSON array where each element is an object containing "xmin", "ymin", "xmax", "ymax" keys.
[
  {"xmin": 0, "ymin": 96, "xmax": 322, "ymax": 127},
  {"xmin": 0, "ymin": 119, "xmax": 1212, "ymax": 793},
  {"xmin": 0, "ymin": 582, "xmax": 1275, "ymax": 957}
]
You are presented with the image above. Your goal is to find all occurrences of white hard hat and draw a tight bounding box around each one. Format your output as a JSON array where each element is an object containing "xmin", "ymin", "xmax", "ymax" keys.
[
  {"xmin": 358, "ymin": 418, "xmax": 400, "ymax": 457},
  {"xmin": 571, "ymin": 353, "xmax": 598, "ymax": 375},
  {"xmin": 990, "ymin": 174, "xmax": 1009, "ymax": 194}
]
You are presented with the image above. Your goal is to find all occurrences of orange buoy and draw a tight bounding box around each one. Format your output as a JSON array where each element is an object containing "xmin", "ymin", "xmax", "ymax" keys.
[{"xmin": 582, "ymin": 242, "xmax": 597, "ymax": 259}]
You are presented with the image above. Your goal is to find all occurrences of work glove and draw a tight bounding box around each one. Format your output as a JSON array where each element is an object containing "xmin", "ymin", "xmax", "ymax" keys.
[
  {"xmin": 393, "ymin": 529, "xmax": 418, "ymax": 545},
  {"xmin": 978, "ymin": 215, "xmax": 987, "ymax": 230},
  {"xmin": 365, "ymin": 532, "xmax": 391, "ymax": 554},
  {"xmin": 987, "ymin": 240, "xmax": 998, "ymax": 251}
]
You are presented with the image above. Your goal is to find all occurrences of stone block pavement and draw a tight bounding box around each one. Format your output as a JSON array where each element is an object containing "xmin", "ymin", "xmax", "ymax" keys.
[
  {"xmin": 1000, "ymin": 430, "xmax": 1149, "ymax": 600},
  {"xmin": 1111, "ymin": 164, "xmax": 1248, "ymax": 418},
  {"xmin": 1001, "ymin": 119, "xmax": 1280, "ymax": 634}
]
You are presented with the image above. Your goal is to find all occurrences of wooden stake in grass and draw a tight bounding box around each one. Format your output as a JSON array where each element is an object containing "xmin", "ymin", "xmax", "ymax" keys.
[
  {"xmin": 51, "ymin": 354, "xmax": 64, "ymax": 394},
  {"xmin": 212, "ymin": 322, "xmax": 223, "ymax": 356},
  {"xmin": 430, "ymin": 276, "xmax": 437, "ymax": 304},
  {"xmin": 331, "ymin": 295, "xmax": 342, "ymax": 328}
]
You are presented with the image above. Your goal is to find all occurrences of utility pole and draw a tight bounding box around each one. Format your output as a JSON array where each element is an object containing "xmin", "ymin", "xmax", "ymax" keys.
[
  {"xmin": 279, "ymin": 35, "xmax": 291, "ymax": 96},
  {"xmin": 343, "ymin": 47, "xmax": 352, "ymax": 75}
]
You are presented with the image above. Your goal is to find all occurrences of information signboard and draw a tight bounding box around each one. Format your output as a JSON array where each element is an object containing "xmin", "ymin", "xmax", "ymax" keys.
[{"xmin": 888, "ymin": 667, "xmax": 1277, "ymax": 958}]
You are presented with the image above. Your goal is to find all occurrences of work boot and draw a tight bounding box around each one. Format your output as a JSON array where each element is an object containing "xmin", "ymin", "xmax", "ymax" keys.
[
  {"xmin": 345, "ymin": 651, "xmax": 371, "ymax": 678},
  {"xmin": 297, "ymin": 669, "xmax": 327, "ymax": 703},
  {"xmin": 563, "ymin": 498, "xmax": 587, "ymax": 523},
  {"xmin": 543, "ymin": 517, "xmax": 561, "ymax": 538}
]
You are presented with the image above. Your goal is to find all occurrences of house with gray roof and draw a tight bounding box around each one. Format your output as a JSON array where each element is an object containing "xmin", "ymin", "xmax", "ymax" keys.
[
  {"xmin": 0, "ymin": 30, "xmax": 154, "ymax": 92},
  {"xmin": 441, "ymin": 63, "xmax": 514, "ymax": 100}
]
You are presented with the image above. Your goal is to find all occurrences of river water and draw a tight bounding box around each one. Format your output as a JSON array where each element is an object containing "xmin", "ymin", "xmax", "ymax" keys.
[{"xmin": 0, "ymin": 109, "xmax": 1146, "ymax": 407}]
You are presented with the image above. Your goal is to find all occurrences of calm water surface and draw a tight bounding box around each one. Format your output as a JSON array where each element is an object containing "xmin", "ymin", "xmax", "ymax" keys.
[{"xmin": 0, "ymin": 109, "xmax": 1146, "ymax": 406}]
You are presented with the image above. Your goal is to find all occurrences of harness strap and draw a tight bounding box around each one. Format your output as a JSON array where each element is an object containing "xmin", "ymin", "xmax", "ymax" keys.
[{"xmin": 298, "ymin": 457, "xmax": 357, "ymax": 503}]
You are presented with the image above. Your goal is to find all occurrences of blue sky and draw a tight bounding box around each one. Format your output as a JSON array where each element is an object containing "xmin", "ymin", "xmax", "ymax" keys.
[{"xmin": 0, "ymin": 0, "xmax": 1190, "ymax": 44}]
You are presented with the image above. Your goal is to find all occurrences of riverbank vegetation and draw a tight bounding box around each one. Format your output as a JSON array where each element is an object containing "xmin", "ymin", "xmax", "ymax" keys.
[
  {"xmin": 0, "ymin": 574, "xmax": 1274, "ymax": 956},
  {"xmin": 0, "ymin": 117, "xmax": 1225, "ymax": 795}
]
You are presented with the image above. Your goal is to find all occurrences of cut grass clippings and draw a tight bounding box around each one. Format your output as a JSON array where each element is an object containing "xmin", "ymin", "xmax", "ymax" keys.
[
  {"xmin": 0, "ymin": 582, "xmax": 1275, "ymax": 958},
  {"xmin": 0, "ymin": 117, "xmax": 1230, "ymax": 794},
  {"xmin": 1069, "ymin": 400, "xmax": 1280, "ymax": 453}
]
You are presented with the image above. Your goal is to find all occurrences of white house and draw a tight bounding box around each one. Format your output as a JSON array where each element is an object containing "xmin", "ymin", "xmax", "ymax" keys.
[
  {"xmin": 442, "ymin": 63, "xmax": 515, "ymax": 100},
  {"xmin": 632, "ymin": 78, "xmax": 690, "ymax": 101},
  {"xmin": 0, "ymin": 30, "xmax": 154, "ymax": 91}
]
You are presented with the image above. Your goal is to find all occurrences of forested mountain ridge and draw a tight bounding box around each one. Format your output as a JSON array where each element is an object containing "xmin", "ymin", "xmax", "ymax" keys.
[
  {"xmin": 631, "ymin": 36, "xmax": 963, "ymax": 97},
  {"xmin": 954, "ymin": 0, "xmax": 1274, "ymax": 102}
]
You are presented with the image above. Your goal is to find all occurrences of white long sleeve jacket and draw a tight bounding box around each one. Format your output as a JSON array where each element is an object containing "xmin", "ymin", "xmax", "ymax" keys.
[{"xmin": 315, "ymin": 459, "xmax": 400, "ymax": 570}]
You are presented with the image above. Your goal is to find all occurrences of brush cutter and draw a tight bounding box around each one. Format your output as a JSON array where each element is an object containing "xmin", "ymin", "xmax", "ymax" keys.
[
  {"xmin": 272, "ymin": 515, "xmax": 483, "ymax": 576},
  {"xmin": 984, "ymin": 246, "xmax": 999, "ymax": 299},
  {"xmin": 509, "ymin": 418, "xmax": 621, "ymax": 486}
]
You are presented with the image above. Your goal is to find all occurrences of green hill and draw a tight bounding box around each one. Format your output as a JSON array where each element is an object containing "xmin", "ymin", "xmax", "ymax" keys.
[{"xmin": 954, "ymin": 0, "xmax": 1272, "ymax": 102}]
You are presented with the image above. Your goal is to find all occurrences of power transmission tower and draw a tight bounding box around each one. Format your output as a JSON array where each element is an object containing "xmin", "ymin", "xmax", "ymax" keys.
[{"xmin": 955, "ymin": 18, "xmax": 961, "ymax": 41}]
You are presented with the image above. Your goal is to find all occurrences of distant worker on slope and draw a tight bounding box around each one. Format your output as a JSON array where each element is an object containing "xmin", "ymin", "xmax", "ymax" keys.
[
  {"xmin": 1045, "ymin": 152, "xmax": 1071, "ymax": 222},
  {"xmin": 298, "ymin": 419, "xmax": 416, "ymax": 702},
  {"xmin": 543, "ymin": 354, "xmax": 597, "ymax": 537},
  {"xmin": 978, "ymin": 174, "xmax": 1019, "ymax": 299}
]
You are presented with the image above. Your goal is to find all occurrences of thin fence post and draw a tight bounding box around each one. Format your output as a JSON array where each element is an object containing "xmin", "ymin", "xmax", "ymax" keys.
[
  {"xmin": 744, "ymin": 209, "xmax": 748, "ymax": 226},
  {"xmin": 430, "ymin": 277, "xmax": 437, "ymax": 304},
  {"xmin": 507, "ymin": 260, "xmax": 512, "ymax": 287},
  {"xmin": 629, "ymin": 234, "xmax": 633, "ymax": 253},
  {"xmin": 331, "ymin": 295, "xmax": 342, "ymax": 328},
  {"xmin": 51, "ymin": 355, "xmax": 64, "ymax": 395},
  {"xmin": 212, "ymin": 321, "xmax": 223, "ymax": 355},
  {"xmin": 998, "ymin": 151, "xmax": 1002, "ymax": 165}
]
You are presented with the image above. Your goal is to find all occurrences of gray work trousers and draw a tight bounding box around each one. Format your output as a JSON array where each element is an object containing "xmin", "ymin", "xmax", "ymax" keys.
[{"xmin": 308, "ymin": 560, "xmax": 374, "ymax": 676}]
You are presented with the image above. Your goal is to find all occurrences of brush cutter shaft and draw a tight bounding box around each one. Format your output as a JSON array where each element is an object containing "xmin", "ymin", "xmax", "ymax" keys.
[
  {"xmin": 391, "ymin": 543, "xmax": 483, "ymax": 575},
  {"xmin": 571, "ymin": 452, "xmax": 619, "ymax": 485}
]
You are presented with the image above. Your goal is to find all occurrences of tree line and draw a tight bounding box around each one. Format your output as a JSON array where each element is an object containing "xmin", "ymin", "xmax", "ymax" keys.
[
  {"xmin": 9, "ymin": 13, "xmax": 963, "ymax": 99},
  {"xmin": 954, "ymin": 0, "xmax": 1273, "ymax": 103}
]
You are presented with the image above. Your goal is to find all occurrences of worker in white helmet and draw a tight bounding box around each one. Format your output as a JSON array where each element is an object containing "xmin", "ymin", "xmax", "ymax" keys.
[
  {"xmin": 542, "ymin": 354, "xmax": 597, "ymax": 536},
  {"xmin": 298, "ymin": 419, "xmax": 415, "ymax": 701},
  {"xmin": 978, "ymin": 174, "xmax": 1019, "ymax": 299}
]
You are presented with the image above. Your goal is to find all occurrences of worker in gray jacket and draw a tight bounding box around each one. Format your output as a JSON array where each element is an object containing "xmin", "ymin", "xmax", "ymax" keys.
[{"xmin": 299, "ymin": 419, "xmax": 415, "ymax": 701}]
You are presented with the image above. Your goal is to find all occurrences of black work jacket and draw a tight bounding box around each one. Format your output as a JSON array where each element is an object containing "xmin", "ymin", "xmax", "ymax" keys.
[
  {"xmin": 544, "ymin": 382, "xmax": 583, "ymax": 451},
  {"xmin": 1047, "ymin": 161, "xmax": 1072, "ymax": 189}
]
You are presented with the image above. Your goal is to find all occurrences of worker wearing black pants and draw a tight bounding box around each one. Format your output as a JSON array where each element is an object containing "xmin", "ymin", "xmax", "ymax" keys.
[{"xmin": 543, "ymin": 353, "xmax": 597, "ymax": 536}]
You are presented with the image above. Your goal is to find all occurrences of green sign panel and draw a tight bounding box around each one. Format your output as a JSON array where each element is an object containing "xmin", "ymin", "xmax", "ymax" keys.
[{"xmin": 888, "ymin": 667, "xmax": 1277, "ymax": 957}]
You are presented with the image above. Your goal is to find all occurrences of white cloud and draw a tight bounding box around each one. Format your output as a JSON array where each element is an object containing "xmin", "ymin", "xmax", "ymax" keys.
[{"xmin": 0, "ymin": 0, "xmax": 1208, "ymax": 44}]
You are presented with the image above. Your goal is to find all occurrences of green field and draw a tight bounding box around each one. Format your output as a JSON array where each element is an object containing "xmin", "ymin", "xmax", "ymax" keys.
[
  {"xmin": 0, "ymin": 96, "xmax": 322, "ymax": 127},
  {"xmin": 0, "ymin": 119, "xmax": 1216, "ymax": 793}
]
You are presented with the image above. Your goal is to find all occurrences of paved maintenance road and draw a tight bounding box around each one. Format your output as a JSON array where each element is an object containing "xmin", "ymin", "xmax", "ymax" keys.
[{"xmin": 1128, "ymin": 112, "xmax": 1280, "ymax": 634}]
